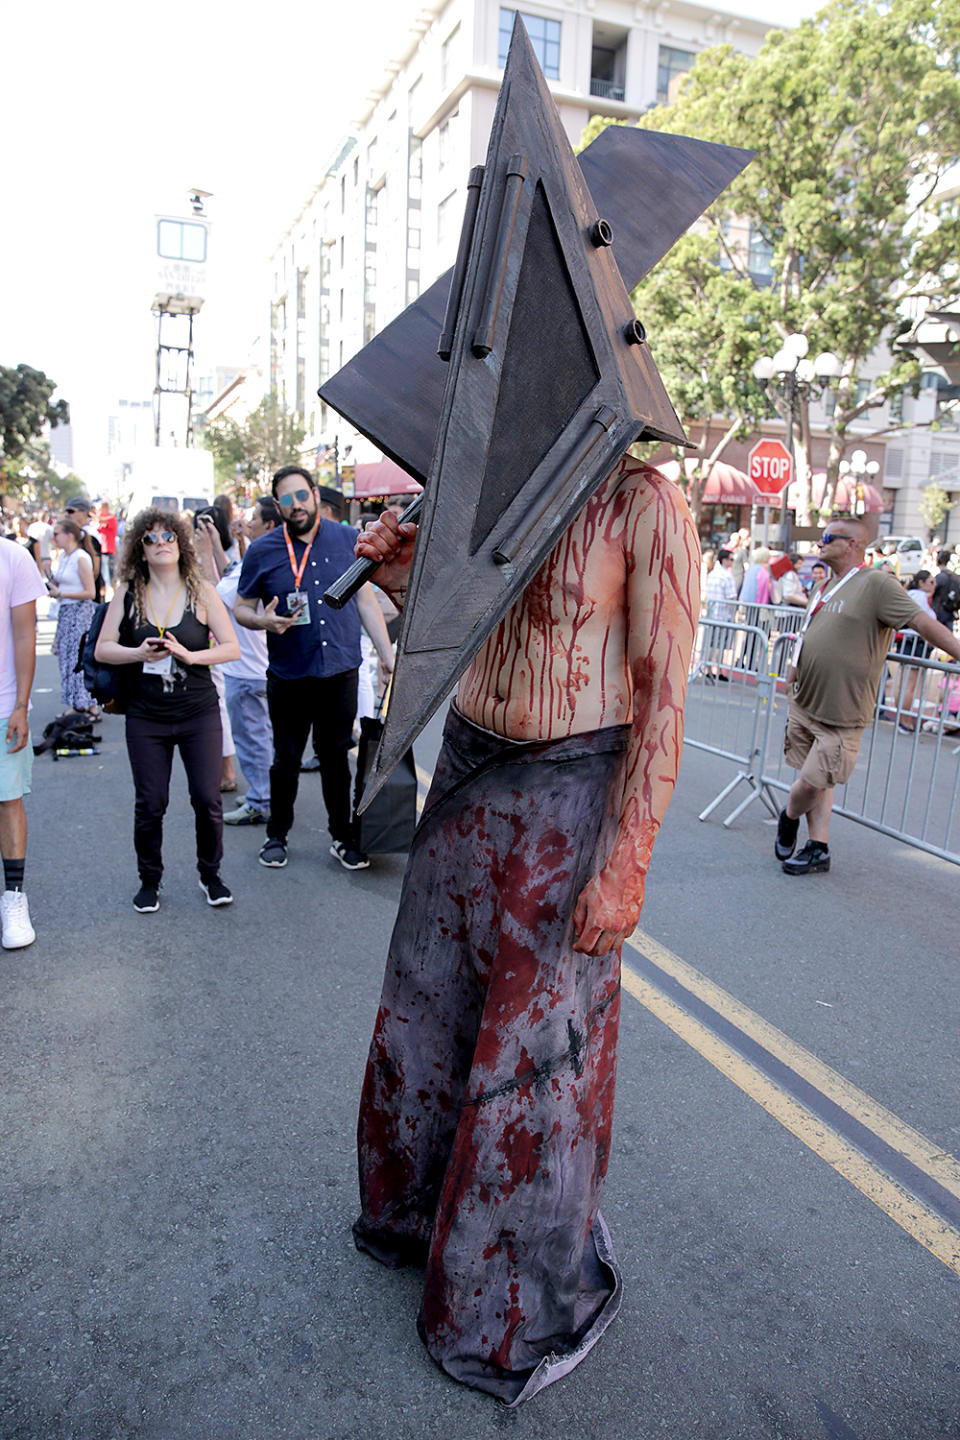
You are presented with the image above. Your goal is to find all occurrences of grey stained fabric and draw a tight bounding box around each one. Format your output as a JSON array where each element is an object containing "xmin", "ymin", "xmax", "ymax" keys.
[{"xmin": 355, "ymin": 705, "xmax": 631, "ymax": 1404}]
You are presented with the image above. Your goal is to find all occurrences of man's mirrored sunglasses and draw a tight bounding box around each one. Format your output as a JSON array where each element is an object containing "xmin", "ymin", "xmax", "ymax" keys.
[
  {"xmin": 143, "ymin": 530, "xmax": 178, "ymax": 545},
  {"xmin": 277, "ymin": 489, "xmax": 312, "ymax": 507},
  {"xmin": 820, "ymin": 531, "xmax": 854, "ymax": 545}
]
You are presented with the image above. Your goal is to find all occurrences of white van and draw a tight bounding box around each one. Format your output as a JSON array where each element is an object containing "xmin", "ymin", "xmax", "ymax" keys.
[{"xmin": 124, "ymin": 448, "xmax": 215, "ymax": 521}]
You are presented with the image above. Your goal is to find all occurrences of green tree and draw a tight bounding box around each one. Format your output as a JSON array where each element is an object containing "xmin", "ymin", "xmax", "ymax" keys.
[
  {"xmin": 918, "ymin": 481, "xmax": 957, "ymax": 539},
  {"xmin": 623, "ymin": 229, "xmax": 772, "ymax": 525},
  {"xmin": 583, "ymin": 0, "xmax": 960, "ymax": 521},
  {"xmin": 0, "ymin": 364, "xmax": 70, "ymax": 493},
  {"xmin": 201, "ymin": 396, "xmax": 307, "ymax": 491}
]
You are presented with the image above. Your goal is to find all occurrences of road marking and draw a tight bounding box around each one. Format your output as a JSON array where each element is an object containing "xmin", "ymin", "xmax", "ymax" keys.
[
  {"xmin": 411, "ymin": 766, "xmax": 960, "ymax": 1272},
  {"xmin": 623, "ymin": 931, "xmax": 960, "ymax": 1276}
]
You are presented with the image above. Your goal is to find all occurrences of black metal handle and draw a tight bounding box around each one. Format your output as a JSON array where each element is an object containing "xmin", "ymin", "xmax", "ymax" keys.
[
  {"xmin": 472, "ymin": 154, "xmax": 528, "ymax": 358},
  {"xmin": 323, "ymin": 492, "xmax": 425, "ymax": 609},
  {"xmin": 438, "ymin": 166, "xmax": 484, "ymax": 361}
]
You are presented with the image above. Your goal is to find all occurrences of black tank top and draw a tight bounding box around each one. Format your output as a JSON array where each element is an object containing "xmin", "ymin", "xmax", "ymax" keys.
[{"xmin": 125, "ymin": 601, "xmax": 218, "ymax": 722}]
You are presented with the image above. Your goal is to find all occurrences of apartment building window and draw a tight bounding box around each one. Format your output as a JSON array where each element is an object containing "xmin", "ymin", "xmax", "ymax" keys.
[
  {"xmin": 408, "ymin": 133, "xmax": 423, "ymax": 202},
  {"xmin": 354, "ymin": 156, "xmax": 359, "ymax": 186},
  {"xmin": 437, "ymin": 191, "xmax": 458, "ymax": 248},
  {"xmin": 364, "ymin": 185, "xmax": 379, "ymax": 346},
  {"xmin": 499, "ymin": 10, "xmax": 560, "ymax": 78},
  {"xmin": 296, "ymin": 268, "xmax": 308, "ymax": 319},
  {"xmin": 439, "ymin": 114, "xmax": 456, "ymax": 169},
  {"xmin": 341, "ymin": 175, "xmax": 346, "ymax": 213},
  {"xmin": 441, "ymin": 23, "xmax": 460, "ymax": 87},
  {"xmin": 657, "ymin": 45, "xmax": 695, "ymax": 104},
  {"xmin": 747, "ymin": 226, "xmax": 774, "ymax": 282},
  {"xmin": 889, "ymin": 391, "xmax": 904, "ymax": 423},
  {"xmin": 296, "ymin": 356, "xmax": 306, "ymax": 416}
]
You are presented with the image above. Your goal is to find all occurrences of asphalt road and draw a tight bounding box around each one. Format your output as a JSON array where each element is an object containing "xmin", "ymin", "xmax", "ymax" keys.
[{"xmin": 2, "ymin": 625, "xmax": 959, "ymax": 1440}]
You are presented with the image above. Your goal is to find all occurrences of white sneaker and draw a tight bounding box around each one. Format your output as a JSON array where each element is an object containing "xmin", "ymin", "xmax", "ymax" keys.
[{"xmin": 1, "ymin": 889, "xmax": 35, "ymax": 949}]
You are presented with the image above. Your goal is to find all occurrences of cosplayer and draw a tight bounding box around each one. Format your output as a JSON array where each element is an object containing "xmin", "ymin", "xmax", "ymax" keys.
[{"xmin": 352, "ymin": 453, "xmax": 699, "ymax": 1404}]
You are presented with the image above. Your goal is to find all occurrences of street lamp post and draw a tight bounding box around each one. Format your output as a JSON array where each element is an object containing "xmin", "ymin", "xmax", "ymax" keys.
[
  {"xmin": 839, "ymin": 448, "xmax": 880, "ymax": 519},
  {"xmin": 752, "ymin": 334, "xmax": 840, "ymax": 545}
]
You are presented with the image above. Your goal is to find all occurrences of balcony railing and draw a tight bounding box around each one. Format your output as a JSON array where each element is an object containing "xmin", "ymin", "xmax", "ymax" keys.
[{"xmin": 590, "ymin": 77, "xmax": 625, "ymax": 101}]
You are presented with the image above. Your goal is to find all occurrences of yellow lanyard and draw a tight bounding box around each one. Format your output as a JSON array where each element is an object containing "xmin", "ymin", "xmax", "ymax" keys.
[{"xmin": 147, "ymin": 582, "xmax": 183, "ymax": 638}]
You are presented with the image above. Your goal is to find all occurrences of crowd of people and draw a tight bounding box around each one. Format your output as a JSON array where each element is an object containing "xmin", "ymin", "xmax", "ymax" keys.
[{"xmin": 0, "ymin": 475, "xmax": 408, "ymax": 949}]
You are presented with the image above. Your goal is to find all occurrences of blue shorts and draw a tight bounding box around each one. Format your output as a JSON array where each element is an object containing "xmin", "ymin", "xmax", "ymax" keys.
[{"xmin": 0, "ymin": 717, "xmax": 33, "ymax": 801}]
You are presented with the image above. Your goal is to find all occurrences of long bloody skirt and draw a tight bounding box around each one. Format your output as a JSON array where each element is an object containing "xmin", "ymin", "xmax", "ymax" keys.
[{"xmin": 355, "ymin": 706, "xmax": 630, "ymax": 1404}]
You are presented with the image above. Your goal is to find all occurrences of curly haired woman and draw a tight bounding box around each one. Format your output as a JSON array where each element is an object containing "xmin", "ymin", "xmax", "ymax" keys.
[{"xmin": 95, "ymin": 508, "xmax": 240, "ymax": 912}]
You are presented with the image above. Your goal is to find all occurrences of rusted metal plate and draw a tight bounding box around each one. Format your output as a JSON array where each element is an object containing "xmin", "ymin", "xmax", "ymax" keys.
[
  {"xmin": 358, "ymin": 15, "xmax": 726, "ymax": 806},
  {"xmin": 319, "ymin": 124, "xmax": 753, "ymax": 487}
]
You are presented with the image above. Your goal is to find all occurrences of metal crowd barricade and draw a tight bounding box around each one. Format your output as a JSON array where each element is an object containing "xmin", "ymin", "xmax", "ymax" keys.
[
  {"xmin": 685, "ymin": 617, "xmax": 780, "ymax": 825},
  {"xmin": 755, "ymin": 635, "xmax": 960, "ymax": 865}
]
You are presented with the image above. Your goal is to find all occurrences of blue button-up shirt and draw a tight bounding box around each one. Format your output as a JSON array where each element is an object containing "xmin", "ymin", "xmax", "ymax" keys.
[{"xmin": 237, "ymin": 520, "xmax": 362, "ymax": 680}]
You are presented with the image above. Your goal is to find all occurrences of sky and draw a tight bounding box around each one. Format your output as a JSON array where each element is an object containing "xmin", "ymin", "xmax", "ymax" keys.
[{"xmin": 0, "ymin": 0, "xmax": 823, "ymax": 483}]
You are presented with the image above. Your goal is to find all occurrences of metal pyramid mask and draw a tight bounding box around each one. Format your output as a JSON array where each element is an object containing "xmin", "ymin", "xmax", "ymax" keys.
[
  {"xmin": 324, "ymin": 16, "xmax": 752, "ymax": 808},
  {"xmin": 320, "ymin": 123, "xmax": 754, "ymax": 486}
]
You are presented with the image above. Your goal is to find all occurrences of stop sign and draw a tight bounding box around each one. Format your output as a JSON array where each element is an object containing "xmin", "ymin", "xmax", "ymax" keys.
[{"xmin": 748, "ymin": 438, "xmax": 793, "ymax": 498}]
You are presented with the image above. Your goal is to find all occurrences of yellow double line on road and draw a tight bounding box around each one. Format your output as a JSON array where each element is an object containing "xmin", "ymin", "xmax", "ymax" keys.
[
  {"xmin": 622, "ymin": 931, "xmax": 960, "ymax": 1276},
  {"xmin": 414, "ymin": 764, "xmax": 960, "ymax": 1273}
]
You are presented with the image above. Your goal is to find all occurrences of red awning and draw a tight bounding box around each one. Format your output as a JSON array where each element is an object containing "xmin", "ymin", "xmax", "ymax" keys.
[
  {"xmin": 659, "ymin": 459, "xmax": 759, "ymax": 506},
  {"xmin": 349, "ymin": 457, "xmax": 423, "ymax": 499},
  {"xmin": 787, "ymin": 472, "xmax": 885, "ymax": 515}
]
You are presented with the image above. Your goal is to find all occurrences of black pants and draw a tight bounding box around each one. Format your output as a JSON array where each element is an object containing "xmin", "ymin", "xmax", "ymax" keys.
[
  {"xmin": 125, "ymin": 707, "xmax": 224, "ymax": 885},
  {"xmin": 266, "ymin": 669, "xmax": 358, "ymax": 846}
]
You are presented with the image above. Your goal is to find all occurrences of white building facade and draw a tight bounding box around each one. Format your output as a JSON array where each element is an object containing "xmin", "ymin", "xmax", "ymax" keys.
[
  {"xmin": 268, "ymin": 0, "xmax": 772, "ymax": 464},
  {"xmin": 267, "ymin": 0, "xmax": 960, "ymax": 539}
]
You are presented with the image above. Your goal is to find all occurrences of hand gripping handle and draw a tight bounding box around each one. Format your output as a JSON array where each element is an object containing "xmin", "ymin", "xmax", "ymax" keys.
[{"xmin": 323, "ymin": 492, "xmax": 424, "ymax": 609}]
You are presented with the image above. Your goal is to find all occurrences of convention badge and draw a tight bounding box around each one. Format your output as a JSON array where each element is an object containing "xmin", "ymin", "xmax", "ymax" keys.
[
  {"xmin": 143, "ymin": 653, "xmax": 173, "ymax": 676},
  {"xmin": 286, "ymin": 590, "xmax": 310, "ymax": 626}
]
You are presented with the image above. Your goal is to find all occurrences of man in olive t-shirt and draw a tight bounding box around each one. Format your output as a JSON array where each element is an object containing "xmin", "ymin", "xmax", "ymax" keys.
[{"xmin": 775, "ymin": 519, "xmax": 960, "ymax": 874}]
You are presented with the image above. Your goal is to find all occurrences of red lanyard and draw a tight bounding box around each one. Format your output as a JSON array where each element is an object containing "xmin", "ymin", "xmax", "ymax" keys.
[
  {"xmin": 808, "ymin": 563, "xmax": 864, "ymax": 621},
  {"xmin": 284, "ymin": 524, "xmax": 316, "ymax": 590}
]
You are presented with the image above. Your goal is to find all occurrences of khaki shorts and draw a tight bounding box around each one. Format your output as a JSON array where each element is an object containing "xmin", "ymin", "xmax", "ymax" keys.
[{"xmin": 784, "ymin": 699, "xmax": 863, "ymax": 789}]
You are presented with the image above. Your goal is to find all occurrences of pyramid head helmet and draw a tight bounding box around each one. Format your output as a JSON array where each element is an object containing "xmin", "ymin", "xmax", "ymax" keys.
[{"xmin": 326, "ymin": 15, "xmax": 752, "ymax": 809}]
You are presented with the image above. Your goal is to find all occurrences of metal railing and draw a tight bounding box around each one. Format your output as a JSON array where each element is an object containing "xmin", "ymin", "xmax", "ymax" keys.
[
  {"xmin": 686, "ymin": 618, "xmax": 781, "ymax": 825},
  {"xmin": 589, "ymin": 78, "xmax": 625, "ymax": 100},
  {"xmin": 687, "ymin": 617, "xmax": 960, "ymax": 864}
]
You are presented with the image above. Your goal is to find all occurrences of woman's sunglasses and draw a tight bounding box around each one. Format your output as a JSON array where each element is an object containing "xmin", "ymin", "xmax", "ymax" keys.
[
  {"xmin": 143, "ymin": 530, "xmax": 178, "ymax": 546},
  {"xmin": 277, "ymin": 489, "xmax": 312, "ymax": 508}
]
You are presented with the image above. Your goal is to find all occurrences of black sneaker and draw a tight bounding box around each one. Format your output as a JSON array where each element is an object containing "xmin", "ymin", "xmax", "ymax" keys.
[
  {"xmin": 258, "ymin": 838, "xmax": 288, "ymax": 868},
  {"xmin": 200, "ymin": 876, "xmax": 234, "ymax": 907},
  {"xmin": 133, "ymin": 883, "xmax": 160, "ymax": 913},
  {"xmin": 330, "ymin": 840, "xmax": 370, "ymax": 871},
  {"xmin": 782, "ymin": 841, "xmax": 830, "ymax": 875},
  {"xmin": 774, "ymin": 808, "xmax": 800, "ymax": 860}
]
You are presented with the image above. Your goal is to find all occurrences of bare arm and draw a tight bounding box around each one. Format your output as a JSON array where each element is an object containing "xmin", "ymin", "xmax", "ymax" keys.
[
  {"xmin": 908, "ymin": 608, "xmax": 960, "ymax": 662},
  {"xmin": 6, "ymin": 601, "xmax": 37, "ymax": 753},
  {"xmin": 233, "ymin": 592, "xmax": 297, "ymax": 634},
  {"xmin": 355, "ymin": 582, "xmax": 395, "ymax": 670},
  {"xmin": 161, "ymin": 583, "xmax": 240, "ymax": 667},
  {"xmin": 573, "ymin": 479, "xmax": 701, "ymax": 956},
  {"xmin": 95, "ymin": 589, "xmax": 157, "ymax": 665},
  {"xmin": 49, "ymin": 551, "xmax": 95, "ymax": 602}
]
